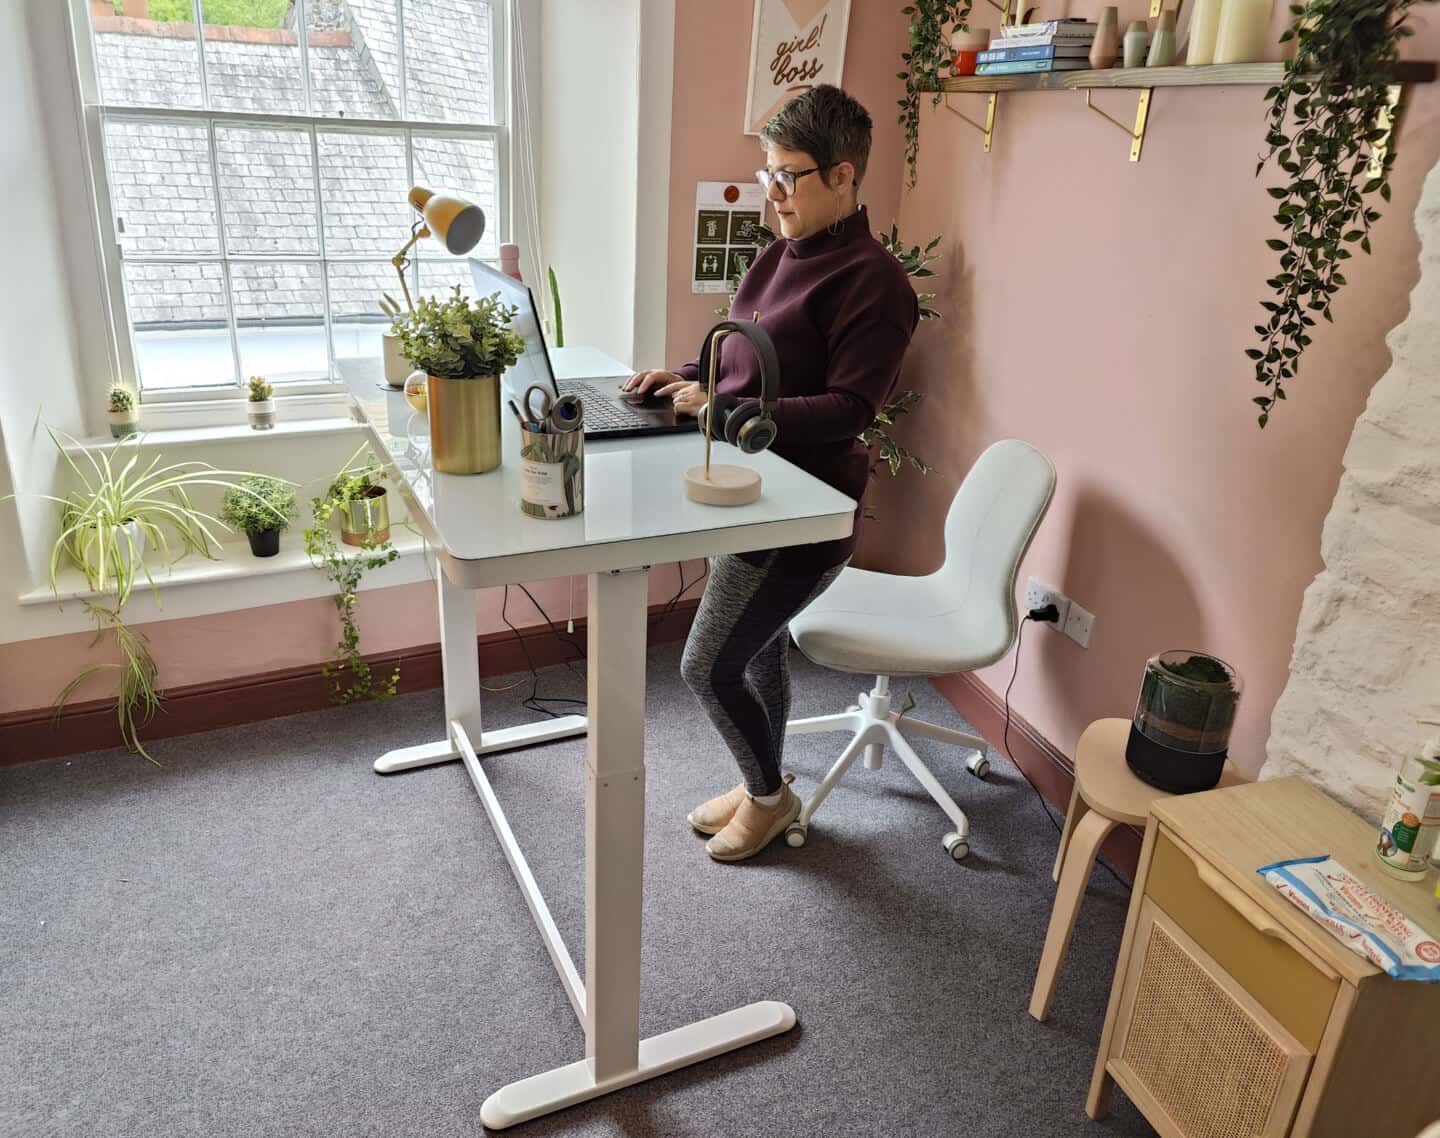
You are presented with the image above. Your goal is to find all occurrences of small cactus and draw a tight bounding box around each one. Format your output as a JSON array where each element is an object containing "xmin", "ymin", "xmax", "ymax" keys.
[
  {"xmin": 247, "ymin": 376, "xmax": 274, "ymax": 402},
  {"xmin": 108, "ymin": 385, "xmax": 135, "ymax": 413}
]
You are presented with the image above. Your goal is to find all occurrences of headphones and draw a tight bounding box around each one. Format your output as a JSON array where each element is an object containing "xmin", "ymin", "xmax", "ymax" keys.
[{"xmin": 695, "ymin": 319, "xmax": 780, "ymax": 455}]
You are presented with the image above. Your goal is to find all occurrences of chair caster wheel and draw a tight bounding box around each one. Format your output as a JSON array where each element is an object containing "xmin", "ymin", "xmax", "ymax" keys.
[
  {"xmin": 942, "ymin": 833, "xmax": 969, "ymax": 861},
  {"xmin": 785, "ymin": 823, "xmax": 807, "ymax": 848},
  {"xmin": 967, "ymin": 753, "xmax": 991, "ymax": 779}
]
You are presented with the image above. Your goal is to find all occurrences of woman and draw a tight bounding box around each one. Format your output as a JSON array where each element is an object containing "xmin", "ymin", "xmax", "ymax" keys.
[{"xmin": 625, "ymin": 85, "xmax": 918, "ymax": 862}]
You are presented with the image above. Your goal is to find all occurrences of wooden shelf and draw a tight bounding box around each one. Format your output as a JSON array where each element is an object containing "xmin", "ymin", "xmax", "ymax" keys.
[{"xmin": 934, "ymin": 59, "xmax": 1437, "ymax": 95}]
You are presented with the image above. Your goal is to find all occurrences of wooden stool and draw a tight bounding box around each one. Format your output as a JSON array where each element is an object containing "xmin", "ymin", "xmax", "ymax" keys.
[{"xmin": 1028, "ymin": 717, "xmax": 1244, "ymax": 1022}]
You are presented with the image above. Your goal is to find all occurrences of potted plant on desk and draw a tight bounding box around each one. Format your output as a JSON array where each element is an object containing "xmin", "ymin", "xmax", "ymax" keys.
[
  {"xmin": 221, "ymin": 474, "xmax": 297, "ymax": 558},
  {"xmin": 388, "ymin": 286, "xmax": 526, "ymax": 474}
]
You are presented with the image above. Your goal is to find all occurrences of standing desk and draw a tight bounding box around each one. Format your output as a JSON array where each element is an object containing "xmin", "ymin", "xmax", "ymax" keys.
[{"xmin": 352, "ymin": 348, "xmax": 856, "ymax": 1129}]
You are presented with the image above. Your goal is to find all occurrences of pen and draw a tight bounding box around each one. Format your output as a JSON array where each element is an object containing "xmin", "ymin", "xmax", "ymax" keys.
[{"xmin": 507, "ymin": 398, "xmax": 531, "ymax": 433}]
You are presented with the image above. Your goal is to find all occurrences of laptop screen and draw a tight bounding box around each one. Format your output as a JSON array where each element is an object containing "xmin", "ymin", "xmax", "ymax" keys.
[{"xmin": 468, "ymin": 259, "xmax": 560, "ymax": 402}]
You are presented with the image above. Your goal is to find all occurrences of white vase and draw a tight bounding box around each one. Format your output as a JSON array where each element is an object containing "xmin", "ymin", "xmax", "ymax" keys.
[
  {"xmin": 1123, "ymin": 20, "xmax": 1150, "ymax": 68},
  {"xmin": 108, "ymin": 407, "xmax": 139, "ymax": 438},
  {"xmin": 1147, "ymin": 10, "xmax": 1177, "ymax": 65},
  {"xmin": 1213, "ymin": 0, "xmax": 1273, "ymax": 63},
  {"xmin": 1185, "ymin": 0, "xmax": 1225, "ymax": 64},
  {"xmin": 75, "ymin": 518, "xmax": 144, "ymax": 586},
  {"xmin": 247, "ymin": 399, "xmax": 277, "ymax": 431},
  {"xmin": 381, "ymin": 333, "xmax": 411, "ymax": 388}
]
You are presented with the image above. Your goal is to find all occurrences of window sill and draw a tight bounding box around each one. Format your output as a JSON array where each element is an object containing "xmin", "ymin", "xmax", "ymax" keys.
[{"xmin": 64, "ymin": 416, "xmax": 365, "ymax": 455}]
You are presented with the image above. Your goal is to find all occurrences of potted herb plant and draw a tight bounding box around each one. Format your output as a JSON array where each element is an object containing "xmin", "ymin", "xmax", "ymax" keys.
[
  {"xmin": 379, "ymin": 292, "xmax": 410, "ymax": 388},
  {"xmin": 1126, "ymin": 651, "xmax": 1243, "ymax": 793},
  {"xmin": 247, "ymin": 375, "xmax": 276, "ymax": 431},
  {"xmin": 221, "ymin": 474, "xmax": 297, "ymax": 558},
  {"xmin": 304, "ymin": 445, "xmax": 401, "ymax": 704},
  {"xmin": 388, "ymin": 286, "xmax": 527, "ymax": 474},
  {"xmin": 7, "ymin": 431, "xmax": 269, "ymax": 762},
  {"xmin": 108, "ymin": 384, "xmax": 139, "ymax": 438}
]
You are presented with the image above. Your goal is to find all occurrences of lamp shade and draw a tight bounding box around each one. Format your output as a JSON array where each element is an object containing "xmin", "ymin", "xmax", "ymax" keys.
[{"xmin": 408, "ymin": 185, "xmax": 485, "ymax": 255}]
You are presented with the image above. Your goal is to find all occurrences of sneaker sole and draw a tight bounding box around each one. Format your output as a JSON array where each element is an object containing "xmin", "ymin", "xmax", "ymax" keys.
[{"xmin": 706, "ymin": 797, "xmax": 802, "ymax": 863}]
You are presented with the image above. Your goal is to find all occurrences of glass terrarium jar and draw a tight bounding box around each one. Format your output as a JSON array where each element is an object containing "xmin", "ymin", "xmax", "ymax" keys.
[{"xmin": 1125, "ymin": 651, "xmax": 1242, "ymax": 793}]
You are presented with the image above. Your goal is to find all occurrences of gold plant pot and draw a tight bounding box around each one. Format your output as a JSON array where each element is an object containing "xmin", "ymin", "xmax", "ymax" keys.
[
  {"xmin": 339, "ymin": 486, "xmax": 391, "ymax": 547},
  {"xmin": 428, "ymin": 374, "xmax": 501, "ymax": 474}
]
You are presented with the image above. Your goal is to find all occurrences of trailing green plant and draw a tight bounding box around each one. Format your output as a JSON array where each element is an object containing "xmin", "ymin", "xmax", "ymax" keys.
[
  {"xmin": 387, "ymin": 286, "xmax": 526, "ymax": 378},
  {"xmin": 108, "ymin": 385, "xmax": 135, "ymax": 413},
  {"xmin": 247, "ymin": 375, "xmax": 273, "ymax": 402},
  {"xmin": 1248, "ymin": 0, "xmax": 1422, "ymax": 428},
  {"xmin": 861, "ymin": 389, "xmax": 931, "ymax": 479},
  {"xmin": 7, "ymin": 430, "xmax": 271, "ymax": 763},
  {"xmin": 879, "ymin": 223, "xmax": 943, "ymax": 321},
  {"xmin": 303, "ymin": 447, "xmax": 400, "ymax": 705},
  {"xmin": 898, "ymin": 0, "xmax": 974, "ymax": 188},
  {"xmin": 221, "ymin": 475, "xmax": 296, "ymax": 535},
  {"xmin": 547, "ymin": 265, "xmax": 566, "ymax": 348}
]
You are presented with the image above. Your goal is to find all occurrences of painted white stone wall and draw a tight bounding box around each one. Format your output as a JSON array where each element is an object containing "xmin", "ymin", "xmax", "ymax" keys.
[{"xmin": 1266, "ymin": 157, "xmax": 1440, "ymax": 821}]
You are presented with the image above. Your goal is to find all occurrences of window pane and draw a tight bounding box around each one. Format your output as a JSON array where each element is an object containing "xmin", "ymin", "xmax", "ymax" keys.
[
  {"xmin": 329, "ymin": 261, "xmax": 400, "ymax": 379},
  {"xmin": 417, "ymin": 258, "xmax": 481, "ymax": 305},
  {"xmin": 91, "ymin": 5, "xmax": 203, "ymax": 110},
  {"xmin": 216, "ymin": 125, "xmax": 320, "ymax": 256},
  {"xmin": 230, "ymin": 262, "xmax": 330, "ymax": 382},
  {"xmin": 318, "ymin": 131, "xmax": 411, "ymax": 257},
  {"xmin": 404, "ymin": 0, "xmax": 493, "ymax": 123},
  {"xmin": 125, "ymin": 261, "xmax": 236, "ymax": 391},
  {"xmin": 309, "ymin": 0, "xmax": 400, "ymax": 118},
  {"xmin": 104, "ymin": 119, "xmax": 221, "ymax": 257},
  {"xmin": 199, "ymin": 0, "xmax": 305, "ymax": 114},
  {"xmin": 412, "ymin": 134, "xmax": 499, "ymax": 262}
]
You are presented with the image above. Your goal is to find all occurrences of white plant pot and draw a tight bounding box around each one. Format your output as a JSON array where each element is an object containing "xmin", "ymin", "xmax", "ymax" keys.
[
  {"xmin": 108, "ymin": 407, "xmax": 139, "ymax": 438},
  {"xmin": 248, "ymin": 399, "xmax": 277, "ymax": 430},
  {"xmin": 73, "ymin": 518, "xmax": 145, "ymax": 586},
  {"xmin": 382, "ymin": 333, "xmax": 412, "ymax": 388}
]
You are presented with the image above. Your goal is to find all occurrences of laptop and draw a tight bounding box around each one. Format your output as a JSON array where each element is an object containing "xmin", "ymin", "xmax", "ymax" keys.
[{"xmin": 469, "ymin": 260, "xmax": 694, "ymax": 440}]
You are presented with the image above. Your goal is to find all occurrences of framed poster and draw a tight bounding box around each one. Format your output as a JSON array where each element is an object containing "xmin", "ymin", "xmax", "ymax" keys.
[
  {"xmin": 744, "ymin": 0, "xmax": 852, "ymax": 136},
  {"xmin": 692, "ymin": 181, "xmax": 767, "ymax": 295}
]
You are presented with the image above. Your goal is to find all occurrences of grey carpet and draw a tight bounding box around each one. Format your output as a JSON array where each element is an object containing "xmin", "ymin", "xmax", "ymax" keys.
[{"xmin": 1, "ymin": 642, "xmax": 1156, "ymax": 1138}]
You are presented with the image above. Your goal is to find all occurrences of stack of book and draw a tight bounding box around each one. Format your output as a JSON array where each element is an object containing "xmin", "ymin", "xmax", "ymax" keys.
[{"xmin": 975, "ymin": 19, "xmax": 1097, "ymax": 75}]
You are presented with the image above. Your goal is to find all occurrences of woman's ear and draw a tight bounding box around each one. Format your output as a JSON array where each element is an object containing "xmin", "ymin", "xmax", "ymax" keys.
[{"xmin": 828, "ymin": 161, "xmax": 856, "ymax": 192}]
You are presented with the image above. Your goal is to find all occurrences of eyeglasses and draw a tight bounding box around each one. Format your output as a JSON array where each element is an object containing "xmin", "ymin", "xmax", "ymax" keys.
[{"xmin": 755, "ymin": 166, "xmax": 825, "ymax": 198}]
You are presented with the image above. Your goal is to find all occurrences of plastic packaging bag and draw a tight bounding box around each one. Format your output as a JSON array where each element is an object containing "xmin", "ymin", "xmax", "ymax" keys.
[{"xmin": 1256, "ymin": 855, "xmax": 1440, "ymax": 981}]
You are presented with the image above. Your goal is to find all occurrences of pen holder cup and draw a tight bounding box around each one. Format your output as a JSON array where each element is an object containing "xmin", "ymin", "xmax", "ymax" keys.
[{"xmin": 519, "ymin": 427, "xmax": 584, "ymax": 519}]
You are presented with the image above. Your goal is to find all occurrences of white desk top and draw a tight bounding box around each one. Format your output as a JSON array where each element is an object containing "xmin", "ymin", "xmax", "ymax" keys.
[{"xmin": 349, "ymin": 348, "xmax": 856, "ymax": 588}]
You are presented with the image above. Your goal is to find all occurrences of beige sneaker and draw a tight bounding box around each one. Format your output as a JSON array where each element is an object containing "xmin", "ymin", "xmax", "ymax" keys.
[
  {"xmin": 705, "ymin": 783, "xmax": 802, "ymax": 862},
  {"xmin": 687, "ymin": 783, "xmax": 748, "ymax": 835}
]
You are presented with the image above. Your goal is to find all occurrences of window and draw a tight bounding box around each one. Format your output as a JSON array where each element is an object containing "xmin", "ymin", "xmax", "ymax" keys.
[{"xmin": 71, "ymin": 0, "xmax": 508, "ymax": 398}]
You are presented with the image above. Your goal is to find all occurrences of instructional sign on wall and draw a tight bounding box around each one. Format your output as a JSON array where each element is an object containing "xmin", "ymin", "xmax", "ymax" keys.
[{"xmin": 692, "ymin": 181, "xmax": 767, "ymax": 295}]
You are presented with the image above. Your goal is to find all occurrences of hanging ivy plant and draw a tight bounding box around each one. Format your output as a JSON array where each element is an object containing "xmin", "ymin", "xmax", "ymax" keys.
[
  {"xmin": 1248, "ymin": 0, "xmax": 1421, "ymax": 428},
  {"xmin": 898, "ymin": 0, "xmax": 974, "ymax": 188}
]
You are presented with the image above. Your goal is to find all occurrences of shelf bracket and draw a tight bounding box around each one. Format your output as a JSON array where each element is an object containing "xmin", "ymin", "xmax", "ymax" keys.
[
  {"xmin": 982, "ymin": 0, "xmax": 1013, "ymax": 25},
  {"xmin": 944, "ymin": 94, "xmax": 998, "ymax": 154},
  {"xmin": 1085, "ymin": 88, "xmax": 1152, "ymax": 162}
]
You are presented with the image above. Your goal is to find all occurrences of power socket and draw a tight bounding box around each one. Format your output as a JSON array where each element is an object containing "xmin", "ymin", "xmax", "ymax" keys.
[
  {"xmin": 1025, "ymin": 577, "xmax": 1070, "ymax": 633},
  {"xmin": 1064, "ymin": 601, "xmax": 1095, "ymax": 648}
]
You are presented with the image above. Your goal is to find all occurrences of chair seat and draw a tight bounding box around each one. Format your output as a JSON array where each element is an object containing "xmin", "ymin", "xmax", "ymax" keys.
[{"xmin": 790, "ymin": 566, "xmax": 1012, "ymax": 677}]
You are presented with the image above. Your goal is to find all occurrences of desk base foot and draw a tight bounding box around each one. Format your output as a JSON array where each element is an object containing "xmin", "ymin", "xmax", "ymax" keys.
[
  {"xmin": 374, "ymin": 716, "xmax": 588, "ymax": 774},
  {"xmin": 479, "ymin": 1000, "xmax": 796, "ymax": 1130}
]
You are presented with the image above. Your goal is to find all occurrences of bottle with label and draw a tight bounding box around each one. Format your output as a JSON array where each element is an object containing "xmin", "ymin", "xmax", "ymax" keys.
[{"xmin": 1376, "ymin": 721, "xmax": 1440, "ymax": 881}]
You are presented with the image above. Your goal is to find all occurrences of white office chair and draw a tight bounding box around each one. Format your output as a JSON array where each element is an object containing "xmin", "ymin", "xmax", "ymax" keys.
[{"xmin": 784, "ymin": 438, "xmax": 1057, "ymax": 861}]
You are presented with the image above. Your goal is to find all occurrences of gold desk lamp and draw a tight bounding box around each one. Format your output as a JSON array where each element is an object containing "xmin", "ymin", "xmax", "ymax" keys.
[
  {"xmin": 390, "ymin": 185, "xmax": 486, "ymax": 311},
  {"xmin": 683, "ymin": 318, "xmax": 780, "ymax": 506}
]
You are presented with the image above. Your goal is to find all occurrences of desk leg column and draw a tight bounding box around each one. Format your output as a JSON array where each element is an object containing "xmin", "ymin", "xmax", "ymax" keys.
[{"xmin": 585, "ymin": 567, "xmax": 650, "ymax": 1078}]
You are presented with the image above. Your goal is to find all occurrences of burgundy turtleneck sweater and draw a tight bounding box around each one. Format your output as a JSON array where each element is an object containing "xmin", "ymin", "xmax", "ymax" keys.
[{"xmin": 674, "ymin": 205, "xmax": 918, "ymax": 572}]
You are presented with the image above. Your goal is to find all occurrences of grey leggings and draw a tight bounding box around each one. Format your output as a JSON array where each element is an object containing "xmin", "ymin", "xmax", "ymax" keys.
[{"xmin": 680, "ymin": 552, "xmax": 846, "ymax": 796}]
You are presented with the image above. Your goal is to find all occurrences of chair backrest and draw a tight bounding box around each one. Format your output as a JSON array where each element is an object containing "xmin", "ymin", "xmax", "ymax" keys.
[{"xmin": 933, "ymin": 439, "xmax": 1056, "ymax": 665}]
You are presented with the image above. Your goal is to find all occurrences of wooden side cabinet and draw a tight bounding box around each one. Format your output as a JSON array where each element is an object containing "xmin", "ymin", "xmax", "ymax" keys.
[{"xmin": 1088, "ymin": 777, "xmax": 1440, "ymax": 1138}]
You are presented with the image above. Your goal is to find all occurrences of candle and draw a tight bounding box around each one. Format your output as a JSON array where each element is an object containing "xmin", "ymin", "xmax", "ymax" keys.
[
  {"xmin": 1185, "ymin": 0, "xmax": 1224, "ymax": 64},
  {"xmin": 1213, "ymin": 0, "xmax": 1273, "ymax": 64}
]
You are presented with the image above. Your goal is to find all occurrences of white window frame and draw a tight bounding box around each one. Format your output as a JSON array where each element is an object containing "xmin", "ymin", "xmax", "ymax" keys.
[{"xmin": 64, "ymin": 0, "xmax": 512, "ymax": 407}]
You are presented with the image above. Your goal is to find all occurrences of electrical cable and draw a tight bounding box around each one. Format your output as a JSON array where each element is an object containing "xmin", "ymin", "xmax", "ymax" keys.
[{"xmin": 1001, "ymin": 610, "xmax": 1132, "ymax": 894}]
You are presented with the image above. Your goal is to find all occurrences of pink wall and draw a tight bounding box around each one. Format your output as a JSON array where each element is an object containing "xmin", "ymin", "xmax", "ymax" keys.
[
  {"xmin": 663, "ymin": 0, "xmax": 912, "ymax": 368},
  {"xmin": 859, "ymin": 3, "xmax": 1440, "ymax": 776},
  {"xmin": 1, "ymin": 566, "xmax": 692, "ymax": 714}
]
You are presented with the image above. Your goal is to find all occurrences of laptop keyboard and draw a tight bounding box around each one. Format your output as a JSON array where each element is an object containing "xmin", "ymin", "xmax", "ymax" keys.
[{"xmin": 559, "ymin": 381, "xmax": 658, "ymax": 433}]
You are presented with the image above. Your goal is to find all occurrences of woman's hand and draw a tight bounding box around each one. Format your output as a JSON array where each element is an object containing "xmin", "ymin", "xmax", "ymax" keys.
[{"xmin": 623, "ymin": 370, "xmax": 705, "ymax": 417}]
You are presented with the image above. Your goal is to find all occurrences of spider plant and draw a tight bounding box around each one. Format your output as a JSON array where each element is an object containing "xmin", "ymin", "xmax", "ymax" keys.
[{"xmin": 19, "ymin": 430, "xmax": 273, "ymax": 762}]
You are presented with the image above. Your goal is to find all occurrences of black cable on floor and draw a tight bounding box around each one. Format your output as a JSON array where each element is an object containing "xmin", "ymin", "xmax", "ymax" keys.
[{"xmin": 1001, "ymin": 614, "xmax": 1132, "ymax": 894}]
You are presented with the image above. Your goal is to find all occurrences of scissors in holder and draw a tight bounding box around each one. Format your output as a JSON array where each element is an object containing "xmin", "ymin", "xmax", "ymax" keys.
[{"xmin": 522, "ymin": 384, "xmax": 584, "ymax": 433}]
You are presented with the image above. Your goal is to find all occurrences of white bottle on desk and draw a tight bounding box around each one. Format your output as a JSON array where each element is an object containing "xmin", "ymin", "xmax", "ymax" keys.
[
  {"xmin": 1213, "ymin": 0, "xmax": 1273, "ymax": 63},
  {"xmin": 1377, "ymin": 723, "xmax": 1440, "ymax": 881}
]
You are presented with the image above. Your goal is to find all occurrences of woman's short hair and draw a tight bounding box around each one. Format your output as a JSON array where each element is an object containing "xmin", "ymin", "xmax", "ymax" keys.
[{"xmin": 759, "ymin": 85, "xmax": 872, "ymax": 188}]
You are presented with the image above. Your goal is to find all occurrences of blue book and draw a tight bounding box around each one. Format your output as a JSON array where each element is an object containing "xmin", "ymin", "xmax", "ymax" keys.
[
  {"xmin": 976, "ymin": 44, "xmax": 1092, "ymax": 63},
  {"xmin": 975, "ymin": 58, "xmax": 1091, "ymax": 75}
]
